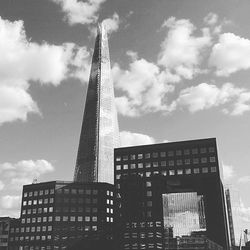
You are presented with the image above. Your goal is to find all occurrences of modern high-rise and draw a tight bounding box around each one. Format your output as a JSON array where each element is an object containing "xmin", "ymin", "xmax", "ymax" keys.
[
  {"xmin": 114, "ymin": 138, "xmax": 229, "ymax": 249},
  {"xmin": 74, "ymin": 23, "xmax": 120, "ymax": 184}
]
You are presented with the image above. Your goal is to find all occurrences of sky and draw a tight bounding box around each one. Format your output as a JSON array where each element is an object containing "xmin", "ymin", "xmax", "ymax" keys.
[{"xmin": 0, "ymin": 0, "xmax": 250, "ymax": 244}]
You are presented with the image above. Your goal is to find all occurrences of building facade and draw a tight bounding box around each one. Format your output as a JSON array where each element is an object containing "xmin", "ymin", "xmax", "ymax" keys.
[
  {"xmin": 0, "ymin": 217, "xmax": 13, "ymax": 249},
  {"xmin": 9, "ymin": 181, "xmax": 116, "ymax": 250},
  {"xmin": 74, "ymin": 22, "xmax": 120, "ymax": 184},
  {"xmin": 114, "ymin": 138, "xmax": 229, "ymax": 250}
]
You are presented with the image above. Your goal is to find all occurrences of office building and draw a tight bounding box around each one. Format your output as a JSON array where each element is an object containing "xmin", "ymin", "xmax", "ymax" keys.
[
  {"xmin": 0, "ymin": 217, "xmax": 13, "ymax": 249},
  {"xmin": 74, "ymin": 22, "xmax": 120, "ymax": 184},
  {"xmin": 225, "ymin": 188, "xmax": 236, "ymax": 247},
  {"xmin": 114, "ymin": 138, "xmax": 229, "ymax": 249},
  {"xmin": 9, "ymin": 181, "xmax": 116, "ymax": 250}
]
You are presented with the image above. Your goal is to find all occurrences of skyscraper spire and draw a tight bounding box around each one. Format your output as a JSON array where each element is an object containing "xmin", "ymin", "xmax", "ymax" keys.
[{"xmin": 74, "ymin": 22, "xmax": 120, "ymax": 184}]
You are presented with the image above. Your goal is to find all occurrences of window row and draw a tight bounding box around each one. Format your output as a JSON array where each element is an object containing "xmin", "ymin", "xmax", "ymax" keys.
[
  {"xmin": 22, "ymin": 198, "xmax": 54, "ymax": 206},
  {"xmin": 56, "ymin": 188, "xmax": 101, "ymax": 195},
  {"xmin": 56, "ymin": 197, "xmax": 98, "ymax": 204},
  {"xmin": 125, "ymin": 221, "xmax": 162, "ymax": 229},
  {"xmin": 21, "ymin": 216, "xmax": 53, "ymax": 224},
  {"xmin": 24, "ymin": 189, "xmax": 54, "ymax": 198},
  {"xmin": 55, "ymin": 206, "xmax": 98, "ymax": 213},
  {"xmin": 124, "ymin": 231, "xmax": 162, "ymax": 239},
  {"xmin": 54, "ymin": 215, "xmax": 98, "ymax": 222},
  {"xmin": 116, "ymin": 166, "xmax": 217, "ymax": 180},
  {"xmin": 123, "ymin": 242, "xmax": 163, "ymax": 250},
  {"xmin": 10, "ymin": 235, "xmax": 52, "ymax": 242},
  {"xmin": 22, "ymin": 206, "xmax": 53, "ymax": 213},
  {"xmin": 116, "ymin": 147, "xmax": 215, "ymax": 162},
  {"xmin": 116, "ymin": 157, "xmax": 216, "ymax": 171}
]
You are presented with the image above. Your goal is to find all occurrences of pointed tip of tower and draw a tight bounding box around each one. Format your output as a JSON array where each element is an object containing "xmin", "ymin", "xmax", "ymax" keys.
[{"xmin": 97, "ymin": 22, "xmax": 108, "ymax": 37}]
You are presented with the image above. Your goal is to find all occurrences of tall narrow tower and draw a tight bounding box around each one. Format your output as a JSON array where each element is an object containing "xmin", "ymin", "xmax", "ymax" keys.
[{"xmin": 74, "ymin": 23, "xmax": 120, "ymax": 184}]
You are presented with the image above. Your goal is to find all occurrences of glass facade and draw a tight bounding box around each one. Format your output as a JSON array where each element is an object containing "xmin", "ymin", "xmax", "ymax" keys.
[
  {"xmin": 162, "ymin": 192, "xmax": 206, "ymax": 237},
  {"xmin": 74, "ymin": 23, "xmax": 120, "ymax": 184}
]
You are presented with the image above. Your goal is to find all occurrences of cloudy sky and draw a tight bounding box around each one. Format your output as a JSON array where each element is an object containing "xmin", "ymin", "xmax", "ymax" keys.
[{"xmin": 0, "ymin": 0, "xmax": 250, "ymax": 243}]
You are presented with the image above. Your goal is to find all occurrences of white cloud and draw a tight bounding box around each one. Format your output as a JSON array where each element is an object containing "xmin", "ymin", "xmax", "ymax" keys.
[
  {"xmin": 51, "ymin": 0, "xmax": 106, "ymax": 25},
  {"xmin": 0, "ymin": 180, "xmax": 4, "ymax": 191},
  {"xmin": 235, "ymin": 199, "xmax": 250, "ymax": 223},
  {"xmin": 204, "ymin": 13, "xmax": 218, "ymax": 26},
  {"xmin": 158, "ymin": 17, "xmax": 211, "ymax": 80},
  {"xmin": 173, "ymin": 82, "xmax": 250, "ymax": 115},
  {"xmin": 222, "ymin": 162, "xmax": 235, "ymax": 181},
  {"xmin": 238, "ymin": 176, "xmax": 250, "ymax": 183},
  {"xmin": 0, "ymin": 16, "xmax": 90, "ymax": 125},
  {"xmin": 0, "ymin": 195, "xmax": 21, "ymax": 210},
  {"xmin": 0, "ymin": 159, "xmax": 55, "ymax": 190},
  {"xmin": 113, "ymin": 57, "xmax": 175, "ymax": 116},
  {"xmin": 120, "ymin": 131, "xmax": 155, "ymax": 147},
  {"xmin": 102, "ymin": 12, "xmax": 120, "ymax": 34},
  {"xmin": 209, "ymin": 33, "xmax": 250, "ymax": 76}
]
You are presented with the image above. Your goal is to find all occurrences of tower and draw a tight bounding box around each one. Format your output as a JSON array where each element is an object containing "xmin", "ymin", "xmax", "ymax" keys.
[{"xmin": 74, "ymin": 23, "xmax": 120, "ymax": 184}]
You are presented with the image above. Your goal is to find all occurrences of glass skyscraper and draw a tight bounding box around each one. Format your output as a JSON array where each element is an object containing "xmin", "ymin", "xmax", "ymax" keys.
[{"xmin": 74, "ymin": 23, "xmax": 120, "ymax": 184}]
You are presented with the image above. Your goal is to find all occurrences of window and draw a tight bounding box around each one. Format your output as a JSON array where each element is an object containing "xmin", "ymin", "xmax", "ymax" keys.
[
  {"xmin": 145, "ymin": 153, "xmax": 150, "ymax": 159},
  {"xmin": 39, "ymin": 190, "xmax": 44, "ymax": 195},
  {"xmin": 138, "ymin": 154, "xmax": 143, "ymax": 159},
  {"xmin": 24, "ymin": 192, "xmax": 28, "ymax": 197},
  {"xmin": 31, "ymin": 227, "xmax": 35, "ymax": 232},
  {"xmin": 161, "ymin": 170, "xmax": 167, "ymax": 176},
  {"xmin": 161, "ymin": 161, "xmax": 166, "ymax": 167},
  {"xmin": 70, "ymin": 216, "xmax": 75, "ymax": 222},
  {"xmin": 38, "ymin": 199, "xmax": 43, "ymax": 204},
  {"xmin": 169, "ymin": 170, "xmax": 175, "ymax": 176},
  {"xmin": 146, "ymin": 181, "xmax": 151, "ymax": 187},
  {"xmin": 71, "ymin": 189, "xmax": 77, "ymax": 194},
  {"xmin": 45, "ymin": 189, "xmax": 49, "ymax": 195},
  {"xmin": 23, "ymin": 201, "xmax": 27, "ymax": 206},
  {"xmin": 86, "ymin": 189, "xmax": 91, "ymax": 195},
  {"xmin": 147, "ymin": 201, "xmax": 152, "ymax": 207},
  {"xmin": 93, "ymin": 189, "xmax": 98, "ymax": 195},
  {"xmin": 32, "ymin": 218, "xmax": 36, "ymax": 223},
  {"xmin": 48, "ymin": 216, "xmax": 52, "ymax": 222},
  {"xmin": 27, "ymin": 218, "xmax": 31, "ymax": 223},
  {"xmin": 210, "ymin": 156, "xmax": 216, "ymax": 162},
  {"xmin": 152, "ymin": 152, "xmax": 158, "ymax": 158},
  {"xmin": 123, "ymin": 155, "xmax": 128, "ymax": 161},
  {"xmin": 49, "ymin": 198, "xmax": 54, "ymax": 203},
  {"xmin": 147, "ymin": 211, "xmax": 152, "ymax": 217},
  {"xmin": 116, "ymin": 174, "xmax": 121, "ymax": 180},
  {"xmin": 200, "ymin": 147, "xmax": 207, "ymax": 153},
  {"xmin": 147, "ymin": 191, "xmax": 152, "ymax": 197},
  {"xmin": 43, "ymin": 207, "xmax": 48, "ymax": 213},
  {"xmin": 177, "ymin": 159, "xmax": 182, "ymax": 166},
  {"xmin": 55, "ymin": 216, "xmax": 60, "ymax": 222},
  {"xmin": 209, "ymin": 147, "xmax": 215, "ymax": 153},
  {"xmin": 130, "ymin": 154, "xmax": 136, "ymax": 160},
  {"xmin": 116, "ymin": 165, "xmax": 121, "ymax": 170},
  {"xmin": 29, "ymin": 192, "xmax": 33, "ymax": 197},
  {"xmin": 43, "ymin": 217, "xmax": 47, "ymax": 222},
  {"xmin": 185, "ymin": 159, "xmax": 191, "ymax": 165},
  {"xmin": 49, "ymin": 207, "xmax": 53, "ymax": 212},
  {"xmin": 177, "ymin": 169, "xmax": 183, "ymax": 175},
  {"xmin": 130, "ymin": 163, "xmax": 136, "ymax": 169},
  {"xmin": 37, "ymin": 217, "xmax": 41, "ymax": 223},
  {"xmin": 138, "ymin": 163, "xmax": 143, "ymax": 168},
  {"xmin": 160, "ymin": 152, "xmax": 166, "ymax": 157},
  {"xmin": 185, "ymin": 169, "xmax": 191, "ymax": 174},
  {"xmin": 211, "ymin": 166, "xmax": 217, "ymax": 172},
  {"xmin": 50, "ymin": 189, "xmax": 54, "ymax": 194},
  {"xmin": 92, "ymin": 216, "xmax": 97, "ymax": 222},
  {"xmin": 146, "ymin": 172, "xmax": 151, "ymax": 177},
  {"xmin": 168, "ymin": 160, "xmax": 174, "ymax": 166},
  {"xmin": 123, "ymin": 164, "xmax": 128, "ymax": 170},
  {"xmin": 192, "ymin": 148, "xmax": 198, "ymax": 154},
  {"xmin": 168, "ymin": 151, "xmax": 174, "ymax": 157},
  {"xmin": 78, "ymin": 216, "xmax": 83, "ymax": 222},
  {"xmin": 63, "ymin": 216, "xmax": 68, "ymax": 222},
  {"xmin": 37, "ymin": 226, "xmax": 41, "ymax": 232},
  {"xmin": 145, "ymin": 162, "xmax": 151, "ymax": 168},
  {"xmin": 85, "ymin": 216, "xmax": 90, "ymax": 222},
  {"xmin": 194, "ymin": 168, "xmax": 200, "ymax": 174},
  {"xmin": 116, "ymin": 156, "xmax": 121, "ymax": 161},
  {"xmin": 34, "ymin": 191, "xmax": 38, "ymax": 196},
  {"xmin": 201, "ymin": 157, "xmax": 207, "ymax": 163},
  {"xmin": 64, "ymin": 189, "xmax": 69, "ymax": 194},
  {"xmin": 176, "ymin": 150, "xmax": 182, "ymax": 156},
  {"xmin": 153, "ymin": 162, "xmax": 158, "ymax": 167},
  {"xmin": 193, "ymin": 158, "xmax": 199, "ymax": 164},
  {"xmin": 44, "ymin": 198, "xmax": 48, "ymax": 204},
  {"xmin": 184, "ymin": 149, "xmax": 190, "ymax": 155},
  {"xmin": 202, "ymin": 167, "xmax": 208, "ymax": 173}
]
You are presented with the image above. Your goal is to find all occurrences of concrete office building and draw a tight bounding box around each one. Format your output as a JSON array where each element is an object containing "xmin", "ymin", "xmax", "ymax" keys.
[
  {"xmin": 8, "ymin": 181, "xmax": 116, "ymax": 250},
  {"xmin": 114, "ymin": 138, "xmax": 229, "ymax": 249}
]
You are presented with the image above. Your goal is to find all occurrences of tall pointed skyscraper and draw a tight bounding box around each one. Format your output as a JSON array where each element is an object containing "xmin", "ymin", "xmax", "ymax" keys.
[{"xmin": 74, "ymin": 23, "xmax": 120, "ymax": 184}]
